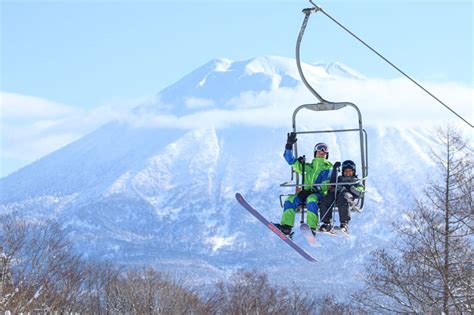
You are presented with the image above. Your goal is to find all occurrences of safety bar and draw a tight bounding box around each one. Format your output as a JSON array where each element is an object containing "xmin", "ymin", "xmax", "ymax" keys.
[
  {"xmin": 295, "ymin": 129, "xmax": 361, "ymax": 135},
  {"xmin": 280, "ymin": 176, "xmax": 368, "ymax": 188}
]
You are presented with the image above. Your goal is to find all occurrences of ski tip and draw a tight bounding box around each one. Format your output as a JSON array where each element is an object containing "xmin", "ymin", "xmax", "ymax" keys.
[{"xmin": 300, "ymin": 223, "xmax": 309, "ymax": 229}]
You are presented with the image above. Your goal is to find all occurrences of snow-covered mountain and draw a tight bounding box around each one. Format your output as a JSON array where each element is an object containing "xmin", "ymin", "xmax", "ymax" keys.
[
  {"xmin": 0, "ymin": 56, "xmax": 440, "ymax": 297},
  {"xmin": 313, "ymin": 61, "xmax": 366, "ymax": 80}
]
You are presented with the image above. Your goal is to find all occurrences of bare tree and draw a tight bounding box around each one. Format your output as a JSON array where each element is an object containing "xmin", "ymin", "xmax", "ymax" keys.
[
  {"xmin": 206, "ymin": 269, "xmax": 318, "ymax": 315},
  {"xmin": 0, "ymin": 213, "xmax": 83, "ymax": 312},
  {"xmin": 79, "ymin": 260, "xmax": 121, "ymax": 314},
  {"xmin": 0, "ymin": 213, "xmax": 207, "ymax": 314},
  {"xmin": 354, "ymin": 126, "xmax": 473, "ymax": 313},
  {"xmin": 287, "ymin": 288, "xmax": 319, "ymax": 315},
  {"xmin": 1, "ymin": 211, "xmax": 362, "ymax": 314},
  {"xmin": 317, "ymin": 294, "xmax": 367, "ymax": 315},
  {"xmin": 105, "ymin": 266, "xmax": 205, "ymax": 314}
]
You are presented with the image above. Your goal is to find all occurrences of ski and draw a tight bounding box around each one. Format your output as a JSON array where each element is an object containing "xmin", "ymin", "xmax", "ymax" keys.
[
  {"xmin": 299, "ymin": 223, "xmax": 320, "ymax": 247},
  {"xmin": 235, "ymin": 193, "xmax": 317, "ymax": 262},
  {"xmin": 333, "ymin": 226, "xmax": 350, "ymax": 237},
  {"xmin": 317, "ymin": 229, "xmax": 340, "ymax": 237}
]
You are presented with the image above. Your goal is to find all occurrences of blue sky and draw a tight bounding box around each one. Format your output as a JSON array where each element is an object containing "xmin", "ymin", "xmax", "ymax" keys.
[
  {"xmin": 2, "ymin": 0, "xmax": 472, "ymax": 107},
  {"xmin": 1, "ymin": 0, "xmax": 473, "ymax": 176}
]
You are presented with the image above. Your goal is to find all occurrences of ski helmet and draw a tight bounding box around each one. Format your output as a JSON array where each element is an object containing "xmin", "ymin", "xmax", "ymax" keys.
[
  {"xmin": 314, "ymin": 142, "xmax": 329, "ymax": 159},
  {"xmin": 341, "ymin": 160, "xmax": 356, "ymax": 175}
]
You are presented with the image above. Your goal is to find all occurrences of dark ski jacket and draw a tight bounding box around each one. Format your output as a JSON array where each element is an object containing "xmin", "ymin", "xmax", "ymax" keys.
[{"xmin": 329, "ymin": 172, "xmax": 364, "ymax": 197}]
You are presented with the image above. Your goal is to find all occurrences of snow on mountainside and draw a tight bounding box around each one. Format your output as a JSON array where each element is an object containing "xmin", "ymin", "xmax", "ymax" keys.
[
  {"xmin": 0, "ymin": 56, "xmax": 444, "ymax": 297},
  {"xmin": 135, "ymin": 56, "xmax": 360, "ymax": 116},
  {"xmin": 314, "ymin": 61, "xmax": 366, "ymax": 80}
]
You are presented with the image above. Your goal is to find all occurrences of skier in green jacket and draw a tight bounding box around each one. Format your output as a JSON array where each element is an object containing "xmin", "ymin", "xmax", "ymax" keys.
[{"xmin": 275, "ymin": 132, "xmax": 333, "ymax": 236}]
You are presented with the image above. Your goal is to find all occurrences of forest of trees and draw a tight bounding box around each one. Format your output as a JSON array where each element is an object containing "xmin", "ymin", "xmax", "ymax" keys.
[
  {"xmin": 0, "ymin": 212, "xmax": 356, "ymax": 314},
  {"xmin": 1, "ymin": 127, "xmax": 472, "ymax": 314}
]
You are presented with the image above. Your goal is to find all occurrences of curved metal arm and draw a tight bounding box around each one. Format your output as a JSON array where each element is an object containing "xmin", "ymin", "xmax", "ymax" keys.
[{"xmin": 296, "ymin": 6, "xmax": 326, "ymax": 103}]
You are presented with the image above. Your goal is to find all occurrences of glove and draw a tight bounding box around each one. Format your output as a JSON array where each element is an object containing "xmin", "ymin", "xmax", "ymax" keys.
[
  {"xmin": 333, "ymin": 161, "xmax": 341, "ymax": 169},
  {"xmin": 343, "ymin": 192, "xmax": 354, "ymax": 203},
  {"xmin": 285, "ymin": 132, "xmax": 297, "ymax": 150},
  {"xmin": 350, "ymin": 186, "xmax": 362, "ymax": 197},
  {"xmin": 297, "ymin": 156, "xmax": 306, "ymax": 163}
]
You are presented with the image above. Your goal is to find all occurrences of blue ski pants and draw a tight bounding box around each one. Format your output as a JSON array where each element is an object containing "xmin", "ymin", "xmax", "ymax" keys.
[{"xmin": 280, "ymin": 192, "xmax": 323, "ymax": 229}]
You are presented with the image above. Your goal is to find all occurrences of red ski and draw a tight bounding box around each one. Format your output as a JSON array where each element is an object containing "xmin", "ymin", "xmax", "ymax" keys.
[
  {"xmin": 299, "ymin": 223, "xmax": 321, "ymax": 247},
  {"xmin": 235, "ymin": 192, "xmax": 317, "ymax": 262}
]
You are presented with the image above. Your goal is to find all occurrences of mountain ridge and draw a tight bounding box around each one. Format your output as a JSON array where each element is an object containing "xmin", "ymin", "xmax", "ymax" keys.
[{"xmin": 0, "ymin": 56, "xmax": 441, "ymax": 298}]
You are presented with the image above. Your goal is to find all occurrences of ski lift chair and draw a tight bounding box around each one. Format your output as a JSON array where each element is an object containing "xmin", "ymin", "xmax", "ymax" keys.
[
  {"xmin": 279, "ymin": 3, "xmax": 368, "ymax": 224},
  {"xmin": 279, "ymin": 103, "xmax": 368, "ymax": 223}
]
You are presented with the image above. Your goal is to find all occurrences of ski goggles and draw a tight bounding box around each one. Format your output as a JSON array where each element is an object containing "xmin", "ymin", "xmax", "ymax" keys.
[{"xmin": 314, "ymin": 143, "xmax": 329, "ymax": 152}]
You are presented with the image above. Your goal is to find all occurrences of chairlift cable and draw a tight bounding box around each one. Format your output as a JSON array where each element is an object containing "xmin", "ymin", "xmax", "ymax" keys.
[{"xmin": 308, "ymin": 1, "xmax": 473, "ymax": 128}]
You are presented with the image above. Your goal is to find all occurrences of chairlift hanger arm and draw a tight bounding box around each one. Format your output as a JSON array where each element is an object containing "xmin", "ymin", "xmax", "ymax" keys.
[{"xmin": 296, "ymin": 4, "xmax": 326, "ymax": 103}]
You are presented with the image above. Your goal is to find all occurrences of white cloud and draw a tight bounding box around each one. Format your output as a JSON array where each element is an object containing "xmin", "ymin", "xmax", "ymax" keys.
[
  {"xmin": 0, "ymin": 92, "xmax": 145, "ymax": 176},
  {"xmin": 319, "ymin": 77, "xmax": 473, "ymax": 127},
  {"xmin": 128, "ymin": 78, "xmax": 473, "ymax": 130},
  {"xmin": 1, "ymin": 76, "xmax": 472, "ymax": 177},
  {"xmin": 0, "ymin": 92, "xmax": 80, "ymax": 119},
  {"xmin": 184, "ymin": 97, "xmax": 215, "ymax": 109},
  {"xmin": 128, "ymin": 87, "xmax": 299, "ymax": 129}
]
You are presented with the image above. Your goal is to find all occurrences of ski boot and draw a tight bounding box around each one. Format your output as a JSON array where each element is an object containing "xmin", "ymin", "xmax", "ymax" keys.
[
  {"xmin": 340, "ymin": 222, "xmax": 349, "ymax": 234},
  {"xmin": 273, "ymin": 223, "xmax": 294, "ymax": 238},
  {"xmin": 319, "ymin": 222, "xmax": 333, "ymax": 232}
]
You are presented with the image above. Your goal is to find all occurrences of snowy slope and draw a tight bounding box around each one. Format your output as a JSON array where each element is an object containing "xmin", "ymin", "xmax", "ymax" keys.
[{"xmin": 0, "ymin": 56, "xmax": 444, "ymax": 297}]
